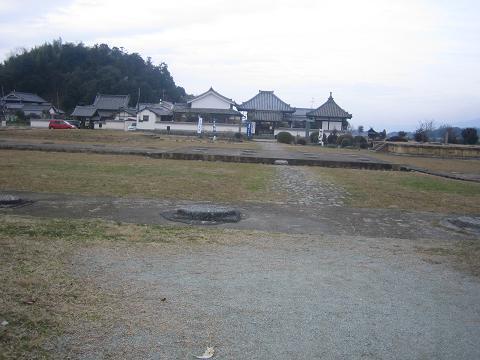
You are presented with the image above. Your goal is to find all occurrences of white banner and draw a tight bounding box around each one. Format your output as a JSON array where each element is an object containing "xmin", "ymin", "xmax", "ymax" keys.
[{"xmin": 197, "ymin": 115, "xmax": 203, "ymax": 134}]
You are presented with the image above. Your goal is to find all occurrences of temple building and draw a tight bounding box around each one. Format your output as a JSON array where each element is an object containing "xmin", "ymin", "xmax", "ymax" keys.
[
  {"xmin": 306, "ymin": 92, "xmax": 352, "ymax": 133},
  {"xmin": 237, "ymin": 90, "xmax": 295, "ymax": 135}
]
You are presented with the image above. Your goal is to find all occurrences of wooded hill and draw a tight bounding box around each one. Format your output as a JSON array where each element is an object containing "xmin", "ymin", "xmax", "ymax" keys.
[{"xmin": 0, "ymin": 40, "xmax": 187, "ymax": 112}]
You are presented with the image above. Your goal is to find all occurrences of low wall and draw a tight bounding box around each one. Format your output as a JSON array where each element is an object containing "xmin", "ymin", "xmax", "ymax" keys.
[
  {"xmin": 30, "ymin": 119, "xmax": 50, "ymax": 128},
  {"xmin": 384, "ymin": 142, "xmax": 480, "ymax": 158}
]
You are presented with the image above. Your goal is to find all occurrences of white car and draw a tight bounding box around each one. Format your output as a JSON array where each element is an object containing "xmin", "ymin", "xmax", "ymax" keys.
[{"xmin": 127, "ymin": 123, "xmax": 137, "ymax": 131}]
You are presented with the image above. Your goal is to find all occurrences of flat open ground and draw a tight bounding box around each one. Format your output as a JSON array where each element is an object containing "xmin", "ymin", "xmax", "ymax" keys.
[
  {"xmin": 284, "ymin": 143, "xmax": 480, "ymax": 175},
  {"xmin": 1, "ymin": 133, "xmax": 480, "ymax": 359},
  {"xmin": 0, "ymin": 128, "xmax": 259, "ymax": 150}
]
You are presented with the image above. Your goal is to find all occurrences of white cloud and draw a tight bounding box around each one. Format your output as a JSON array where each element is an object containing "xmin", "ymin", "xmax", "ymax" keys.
[{"xmin": 1, "ymin": 0, "xmax": 479, "ymax": 130}]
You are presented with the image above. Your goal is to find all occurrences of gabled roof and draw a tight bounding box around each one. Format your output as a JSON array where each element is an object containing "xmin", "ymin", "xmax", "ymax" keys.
[
  {"xmin": 1, "ymin": 91, "xmax": 47, "ymax": 104},
  {"xmin": 307, "ymin": 93, "xmax": 352, "ymax": 119},
  {"xmin": 93, "ymin": 94, "xmax": 130, "ymax": 110},
  {"xmin": 237, "ymin": 90, "xmax": 294, "ymax": 112},
  {"xmin": 188, "ymin": 87, "xmax": 235, "ymax": 105},
  {"xmin": 71, "ymin": 105, "xmax": 97, "ymax": 117}
]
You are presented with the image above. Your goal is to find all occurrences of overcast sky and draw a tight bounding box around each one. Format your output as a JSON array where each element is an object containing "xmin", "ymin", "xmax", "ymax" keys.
[{"xmin": 1, "ymin": 0, "xmax": 479, "ymax": 130}]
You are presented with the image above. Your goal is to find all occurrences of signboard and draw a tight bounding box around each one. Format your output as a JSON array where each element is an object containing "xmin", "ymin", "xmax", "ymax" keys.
[
  {"xmin": 246, "ymin": 122, "xmax": 252, "ymax": 137},
  {"xmin": 212, "ymin": 120, "xmax": 217, "ymax": 134},
  {"xmin": 197, "ymin": 115, "xmax": 203, "ymax": 135}
]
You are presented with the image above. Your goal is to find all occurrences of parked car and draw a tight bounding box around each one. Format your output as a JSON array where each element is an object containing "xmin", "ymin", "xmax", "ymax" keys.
[
  {"xmin": 48, "ymin": 120, "xmax": 77, "ymax": 129},
  {"xmin": 127, "ymin": 123, "xmax": 137, "ymax": 131},
  {"xmin": 67, "ymin": 120, "xmax": 81, "ymax": 128}
]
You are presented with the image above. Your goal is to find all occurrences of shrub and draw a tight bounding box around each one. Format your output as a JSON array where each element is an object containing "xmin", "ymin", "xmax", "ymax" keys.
[
  {"xmin": 353, "ymin": 135, "xmax": 368, "ymax": 148},
  {"xmin": 296, "ymin": 137, "xmax": 307, "ymax": 145},
  {"xmin": 414, "ymin": 129, "xmax": 428, "ymax": 142},
  {"xmin": 327, "ymin": 131, "xmax": 338, "ymax": 144},
  {"xmin": 233, "ymin": 132, "xmax": 243, "ymax": 141},
  {"xmin": 340, "ymin": 138, "xmax": 352, "ymax": 148},
  {"xmin": 277, "ymin": 132, "xmax": 294, "ymax": 144},
  {"xmin": 309, "ymin": 131, "xmax": 319, "ymax": 143},
  {"xmin": 461, "ymin": 128, "xmax": 478, "ymax": 145},
  {"xmin": 387, "ymin": 136, "xmax": 408, "ymax": 142},
  {"xmin": 336, "ymin": 134, "xmax": 353, "ymax": 146}
]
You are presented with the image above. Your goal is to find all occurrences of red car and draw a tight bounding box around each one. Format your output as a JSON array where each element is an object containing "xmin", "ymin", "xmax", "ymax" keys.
[{"xmin": 48, "ymin": 120, "xmax": 77, "ymax": 129}]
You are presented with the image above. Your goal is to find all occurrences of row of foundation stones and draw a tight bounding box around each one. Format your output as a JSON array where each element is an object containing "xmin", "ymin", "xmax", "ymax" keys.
[{"xmin": 1, "ymin": 192, "xmax": 479, "ymax": 234}]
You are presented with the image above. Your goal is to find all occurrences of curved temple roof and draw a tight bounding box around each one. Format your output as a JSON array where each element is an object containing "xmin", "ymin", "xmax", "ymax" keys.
[
  {"xmin": 237, "ymin": 90, "xmax": 294, "ymax": 112},
  {"xmin": 307, "ymin": 93, "xmax": 352, "ymax": 119}
]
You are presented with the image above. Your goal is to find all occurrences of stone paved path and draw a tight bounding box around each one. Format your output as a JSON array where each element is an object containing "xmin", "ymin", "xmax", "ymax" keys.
[{"xmin": 273, "ymin": 165, "xmax": 348, "ymax": 207}]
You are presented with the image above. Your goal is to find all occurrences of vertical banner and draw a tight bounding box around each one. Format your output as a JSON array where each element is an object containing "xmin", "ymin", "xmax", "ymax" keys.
[
  {"xmin": 246, "ymin": 122, "xmax": 252, "ymax": 138},
  {"xmin": 197, "ymin": 115, "xmax": 203, "ymax": 135},
  {"xmin": 318, "ymin": 129, "xmax": 324, "ymax": 145}
]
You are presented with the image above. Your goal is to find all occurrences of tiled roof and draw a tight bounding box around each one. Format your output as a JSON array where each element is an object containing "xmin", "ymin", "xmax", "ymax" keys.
[
  {"xmin": 1, "ymin": 91, "xmax": 47, "ymax": 104},
  {"xmin": 188, "ymin": 87, "xmax": 235, "ymax": 105},
  {"xmin": 307, "ymin": 93, "xmax": 352, "ymax": 119},
  {"xmin": 174, "ymin": 107, "xmax": 241, "ymax": 116},
  {"xmin": 93, "ymin": 94, "xmax": 130, "ymax": 110},
  {"xmin": 237, "ymin": 91, "xmax": 294, "ymax": 112},
  {"xmin": 149, "ymin": 108, "xmax": 173, "ymax": 116},
  {"xmin": 71, "ymin": 105, "xmax": 97, "ymax": 117}
]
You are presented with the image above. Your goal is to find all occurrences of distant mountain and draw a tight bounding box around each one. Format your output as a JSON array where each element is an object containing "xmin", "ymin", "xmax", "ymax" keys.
[{"xmin": 0, "ymin": 39, "xmax": 187, "ymax": 112}]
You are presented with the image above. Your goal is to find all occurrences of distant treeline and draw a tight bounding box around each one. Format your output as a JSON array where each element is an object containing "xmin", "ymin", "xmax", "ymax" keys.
[{"xmin": 0, "ymin": 39, "xmax": 187, "ymax": 112}]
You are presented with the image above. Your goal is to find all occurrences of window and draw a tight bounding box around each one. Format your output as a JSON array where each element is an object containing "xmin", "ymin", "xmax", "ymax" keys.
[{"xmin": 142, "ymin": 115, "xmax": 149, "ymax": 122}]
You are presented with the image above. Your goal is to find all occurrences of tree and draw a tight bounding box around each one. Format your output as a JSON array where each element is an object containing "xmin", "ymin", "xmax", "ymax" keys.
[
  {"xmin": 357, "ymin": 125, "xmax": 364, "ymax": 134},
  {"xmin": 0, "ymin": 40, "xmax": 188, "ymax": 113},
  {"xmin": 461, "ymin": 128, "xmax": 479, "ymax": 145},
  {"xmin": 398, "ymin": 131, "xmax": 407, "ymax": 138},
  {"xmin": 414, "ymin": 120, "xmax": 435, "ymax": 143}
]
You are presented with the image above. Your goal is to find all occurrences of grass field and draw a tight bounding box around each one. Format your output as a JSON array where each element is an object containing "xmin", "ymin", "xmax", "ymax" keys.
[
  {"xmin": 285, "ymin": 143, "xmax": 480, "ymax": 175},
  {"xmin": 0, "ymin": 150, "xmax": 274, "ymax": 203},
  {"xmin": 314, "ymin": 167, "xmax": 480, "ymax": 214},
  {"xmin": 0, "ymin": 128, "xmax": 259, "ymax": 150}
]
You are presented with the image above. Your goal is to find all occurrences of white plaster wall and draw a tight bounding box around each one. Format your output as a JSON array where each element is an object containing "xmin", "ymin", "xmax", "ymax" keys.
[
  {"xmin": 274, "ymin": 128, "xmax": 306, "ymax": 137},
  {"xmin": 136, "ymin": 109, "xmax": 158, "ymax": 130},
  {"xmin": 190, "ymin": 94, "xmax": 231, "ymax": 109},
  {"xmin": 104, "ymin": 121, "xmax": 126, "ymax": 130},
  {"xmin": 30, "ymin": 119, "xmax": 50, "ymax": 128}
]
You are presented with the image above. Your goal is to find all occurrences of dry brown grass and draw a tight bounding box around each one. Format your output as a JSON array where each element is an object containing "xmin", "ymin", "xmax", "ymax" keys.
[
  {"xmin": 285, "ymin": 143, "xmax": 480, "ymax": 175},
  {"xmin": 314, "ymin": 167, "xmax": 480, "ymax": 214},
  {"xmin": 0, "ymin": 215, "xmax": 235, "ymax": 358},
  {"xmin": 0, "ymin": 128, "xmax": 258, "ymax": 150},
  {"xmin": 0, "ymin": 150, "xmax": 275, "ymax": 203}
]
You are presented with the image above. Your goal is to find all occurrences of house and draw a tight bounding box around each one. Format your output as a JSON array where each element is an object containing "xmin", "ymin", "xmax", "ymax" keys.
[
  {"xmin": 136, "ymin": 101, "xmax": 174, "ymax": 131},
  {"xmin": 71, "ymin": 94, "xmax": 133, "ymax": 129},
  {"xmin": 0, "ymin": 91, "xmax": 64, "ymax": 127},
  {"xmin": 136, "ymin": 88, "xmax": 244, "ymax": 134},
  {"xmin": 306, "ymin": 93, "xmax": 352, "ymax": 134},
  {"xmin": 237, "ymin": 90, "xmax": 295, "ymax": 135}
]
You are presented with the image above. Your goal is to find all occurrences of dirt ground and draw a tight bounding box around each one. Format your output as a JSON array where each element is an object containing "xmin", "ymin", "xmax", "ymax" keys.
[{"xmin": 1, "ymin": 137, "xmax": 480, "ymax": 359}]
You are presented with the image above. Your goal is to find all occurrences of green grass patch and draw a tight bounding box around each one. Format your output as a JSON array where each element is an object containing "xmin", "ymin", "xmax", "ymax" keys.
[{"xmin": 315, "ymin": 168, "xmax": 480, "ymax": 214}]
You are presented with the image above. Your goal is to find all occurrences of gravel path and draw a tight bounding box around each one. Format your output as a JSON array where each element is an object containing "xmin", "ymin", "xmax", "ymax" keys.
[
  {"xmin": 273, "ymin": 165, "xmax": 347, "ymax": 207},
  {"xmin": 64, "ymin": 233, "xmax": 480, "ymax": 359}
]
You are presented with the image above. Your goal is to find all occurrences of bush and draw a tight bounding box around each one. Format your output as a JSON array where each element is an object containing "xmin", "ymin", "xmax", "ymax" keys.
[
  {"xmin": 336, "ymin": 134, "xmax": 353, "ymax": 146},
  {"xmin": 309, "ymin": 131, "xmax": 319, "ymax": 143},
  {"xmin": 353, "ymin": 135, "xmax": 368, "ymax": 148},
  {"xmin": 277, "ymin": 132, "xmax": 294, "ymax": 144},
  {"xmin": 327, "ymin": 131, "xmax": 338, "ymax": 145},
  {"xmin": 414, "ymin": 129, "xmax": 428, "ymax": 142},
  {"xmin": 296, "ymin": 137, "xmax": 307, "ymax": 145},
  {"xmin": 461, "ymin": 128, "xmax": 478, "ymax": 145},
  {"xmin": 340, "ymin": 138, "xmax": 352, "ymax": 148},
  {"xmin": 387, "ymin": 136, "xmax": 408, "ymax": 142},
  {"xmin": 233, "ymin": 132, "xmax": 243, "ymax": 141}
]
